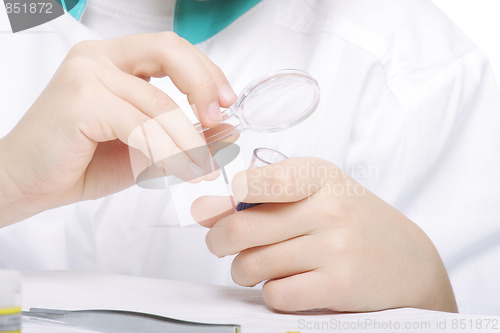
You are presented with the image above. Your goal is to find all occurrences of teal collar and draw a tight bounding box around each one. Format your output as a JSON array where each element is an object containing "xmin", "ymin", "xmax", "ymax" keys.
[
  {"xmin": 174, "ymin": 0, "xmax": 262, "ymax": 44},
  {"xmin": 69, "ymin": 0, "xmax": 260, "ymax": 44},
  {"xmin": 62, "ymin": 0, "xmax": 87, "ymax": 21}
]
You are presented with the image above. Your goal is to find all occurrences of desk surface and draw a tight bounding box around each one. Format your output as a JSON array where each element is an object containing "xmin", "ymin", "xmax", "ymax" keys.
[{"xmin": 21, "ymin": 271, "xmax": 498, "ymax": 333}]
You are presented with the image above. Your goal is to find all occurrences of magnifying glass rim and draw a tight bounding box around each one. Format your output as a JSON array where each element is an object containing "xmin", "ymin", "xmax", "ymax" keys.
[
  {"xmin": 252, "ymin": 147, "xmax": 288, "ymax": 166},
  {"xmin": 236, "ymin": 69, "xmax": 321, "ymax": 132}
]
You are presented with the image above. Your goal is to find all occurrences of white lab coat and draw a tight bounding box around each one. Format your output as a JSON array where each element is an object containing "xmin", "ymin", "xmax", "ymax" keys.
[{"xmin": 1, "ymin": 0, "xmax": 500, "ymax": 315}]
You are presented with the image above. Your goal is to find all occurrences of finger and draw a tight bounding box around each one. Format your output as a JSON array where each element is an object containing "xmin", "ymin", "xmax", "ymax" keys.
[
  {"xmin": 153, "ymin": 110, "xmax": 213, "ymax": 174},
  {"xmin": 232, "ymin": 157, "xmax": 336, "ymax": 203},
  {"xmin": 78, "ymin": 81, "xmax": 150, "ymax": 147},
  {"xmin": 132, "ymin": 132, "xmax": 240, "ymax": 187},
  {"xmin": 203, "ymin": 123, "xmax": 240, "ymax": 144},
  {"xmin": 205, "ymin": 200, "xmax": 317, "ymax": 257},
  {"xmin": 139, "ymin": 123, "xmax": 241, "ymax": 183},
  {"xmin": 75, "ymin": 84, "xmax": 201, "ymax": 182},
  {"xmin": 84, "ymin": 86, "xmax": 206, "ymax": 182},
  {"xmin": 106, "ymin": 32, "xmax": 224, "ymax": 126},
  {"xmin": 191, "ymin": 196, "xmax": 236, "ymax": 228},
  {"xmin": 82, "ymin": 140, "xmax": 134, "ymax": 200},
  {"xmin": 156, "ymin": 142, "xmax": 208, "ymax": 182},
  {"xmin": 97, "ymin": 66, "xmax": 212, "ymax": 173},
  {"xmin": 262, "ymin": 270, "xmax": 333, "ymax": 312},
  {"xmin": 191, "ymin": 46, "xmax": 237, "ymax": 107},
  {"xmin": 231, "ymin": 235, "xmax": 319, "ymax": 287},
  {"xmin": 188, "ymin": 168, "xmax": 222, "ymax": 184},
  {"xmin": 132, "ymin": 149, "xmax": 207, "ymax": 187}
]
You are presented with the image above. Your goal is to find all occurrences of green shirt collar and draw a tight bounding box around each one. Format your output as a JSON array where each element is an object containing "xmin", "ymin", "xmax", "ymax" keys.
[
  {"xmin": 71, "ymin": 0, "xmax": 261, "ymax": 44},
  {"xmin": 174, "ymin": 0, "xmax": 262, "ymax": 44}
]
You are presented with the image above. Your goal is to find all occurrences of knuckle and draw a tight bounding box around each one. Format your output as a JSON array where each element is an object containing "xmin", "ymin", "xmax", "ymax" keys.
[
  {"xmin": 153, "ymin": 32, "xmax": 185, "ymax": 62},
  {"xmin": 157, "ymin": 31, "xmax": 180, "ymax": 41},
  {"xmin": 68, "ymin": 40, "xmax": 96, "ymax": 57},
  {"xmin": 73, "ymin": 81, "xmax": 96, "ymax": 102},
  {"xmin": 232, "ymin": 251, "xmax": 262, "ymax": 287},
  {"xmin": 262, "ymin": 282, "xmax": 289, "ymax": 311},
  {"xmin": 195, "ymin": 72, "xmax": 217, "ymax": 92},
  {"xmin": 322, "ymin": 193, "xmax": 353, "ymax": 222},
  {"xmin": 311, "ymin": 156, "xmax": 334, "ymax": 168},
  {"xmin": 208, "ymin": 62, "xmax": 223, "ymax": 75},
  {"xmin": 225, "ymin": 214, "xmax": 251, "ymax": 245},
  {"xmin": 325, "ymin": 162, "xmax": 350, "ymax": 186},
  {"xmin": 62, "ymin": 55, "xmax": 94, "ymax": 76},
  {"xmin": 325, "ymin": 228, "xmax": 352, "ymax": 256},
  {"xmin": 204, "ymin": 219, "xmax": 233, "ymax": 257},
  {"xmin": 65, "ymin": 77, "xmax": 96, "ymax": 103},
  {"xmin": 268, "ymin": 166, "xmax": 299, "ymax": 195},
  {"xmin": 321, "ymin": 199, "xmax": 344, "ymax": 222},
  {"xmin": 204, "ymin": 61, "xmax": 225, "ymax": 80},
  {"xmin": 156, "ymin": 31, "xmax": 183, "ymax": 49},
  {"xmin": 205, "ymin": 232, "xmax": 219, "ymax": 256},
  {"xmin": 150, "ymin": 89, "xmax": 174, "ymax": 112},
  {"xmin": 58, "ymin": 60, "xmax": 98, "ymax": 102}
]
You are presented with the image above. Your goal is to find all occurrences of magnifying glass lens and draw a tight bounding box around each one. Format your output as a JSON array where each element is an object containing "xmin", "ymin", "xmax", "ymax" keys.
[
  {"xmin": 241, "ymin": 77, "xmax": 318, "ymax": 131},
  {"xmin": 195, "ymin": 70, "xmax": 320, "ymax": 145}
]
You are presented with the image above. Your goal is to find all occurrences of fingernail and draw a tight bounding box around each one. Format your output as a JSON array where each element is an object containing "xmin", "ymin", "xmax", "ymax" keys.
[
  {"xmin": 208, "ymin": 102, "xmax": 222, "ymax": 123},
  {"xmin": 220, "ymin": 83, "xmax": 237, "ymax": 104}
]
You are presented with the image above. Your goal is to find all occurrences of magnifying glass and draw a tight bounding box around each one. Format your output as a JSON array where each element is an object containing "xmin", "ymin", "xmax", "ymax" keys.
[
  {"xmin": 196, "ymin": 69, "xmax": 320, "ymax": 145},
  {"xmin": 135, "ymin": 69, "xmax": 320, "ymax": 188}
]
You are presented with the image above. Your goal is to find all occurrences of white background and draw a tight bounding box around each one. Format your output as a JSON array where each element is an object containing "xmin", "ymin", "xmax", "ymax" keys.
[{"xmin": 432, "ymin": 0, "xmax": 500, "ymax": 82}]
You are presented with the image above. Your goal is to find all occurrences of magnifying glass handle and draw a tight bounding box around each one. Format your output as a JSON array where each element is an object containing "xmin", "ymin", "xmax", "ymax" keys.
[
  {"xmin": 193, "ymin": 107, "xmax": 242, "ymax": 145},
  {"xmin": 192, "ymin": 107, "xmax": 234, "ymax": 132}
]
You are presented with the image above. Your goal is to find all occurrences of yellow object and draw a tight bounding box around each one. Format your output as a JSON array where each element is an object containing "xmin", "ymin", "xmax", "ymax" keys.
[
  {"xmin": 0, "ymin": 307, "xmax": 21, "ymax": 316},
  {"xmin": 0, "ymin": 271, "xmax": 21, "ymax": 333}
]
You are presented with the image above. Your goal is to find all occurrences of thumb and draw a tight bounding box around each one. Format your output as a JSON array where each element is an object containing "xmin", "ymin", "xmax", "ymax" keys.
[{"xmin": 231, "ymin": 157, "xmax": 332, "ymax": 203}]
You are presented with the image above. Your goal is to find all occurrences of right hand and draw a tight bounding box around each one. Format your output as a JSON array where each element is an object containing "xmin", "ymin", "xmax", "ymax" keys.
[
  {"xmin": 0, "ymin": 32, "xmax": 237, "ymax": 227},
  {"xmin": 193, "ymin": 158, "xmax": 457, "ymax": 313}
]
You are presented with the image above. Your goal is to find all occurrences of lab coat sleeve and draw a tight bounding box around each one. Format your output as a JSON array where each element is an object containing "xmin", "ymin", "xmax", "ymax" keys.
[
  {"xmin": 349, "ymin": 1, "xmax": 500, "ymax": 314},
  {"xmin": 325, "ymin": 0, "xmax": 500, "ymax": 314}
]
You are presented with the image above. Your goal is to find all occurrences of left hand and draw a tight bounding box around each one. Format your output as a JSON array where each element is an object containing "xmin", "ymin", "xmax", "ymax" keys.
[
  {"xmin": 0, "ymin": 33, "xmax": 237, "ymax": 227},
  {"xmin": 191, "ymin": 157, "xmax": 457, "ymax": 313}
]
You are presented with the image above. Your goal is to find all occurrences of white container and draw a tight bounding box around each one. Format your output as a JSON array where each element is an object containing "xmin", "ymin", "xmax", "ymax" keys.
[{"xmin": 0, "ymin": 270, "xmax": 21, "ymax": 333}]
